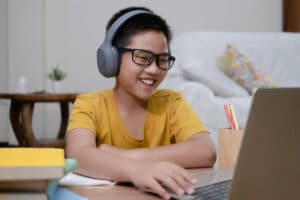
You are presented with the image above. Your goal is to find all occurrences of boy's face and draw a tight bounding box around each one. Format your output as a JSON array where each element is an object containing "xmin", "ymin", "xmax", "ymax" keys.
[{"xmin": 116, "ymin": 30, "xmax": 169, "ymax": 101}]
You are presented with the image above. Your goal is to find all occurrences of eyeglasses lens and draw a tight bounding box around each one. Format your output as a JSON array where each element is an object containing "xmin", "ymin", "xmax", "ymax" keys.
[{"xmin": 133, "ymin": 50, "xmax": 173, "ymax": 69}]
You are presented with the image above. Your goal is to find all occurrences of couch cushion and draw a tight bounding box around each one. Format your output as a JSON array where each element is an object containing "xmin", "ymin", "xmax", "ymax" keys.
[
  {"xmin": 219, "ymin": 44, "xmax": 275, "ymax": 94},
  {"xmin": 180, "ymin": 59, "xmax": 249, "ymax": 97}
]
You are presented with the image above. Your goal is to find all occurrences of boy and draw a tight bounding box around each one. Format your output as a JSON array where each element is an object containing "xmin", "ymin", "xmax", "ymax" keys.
[{"xmin": 66, "ymin": 7, "xmax": 216, "ymax": 200}]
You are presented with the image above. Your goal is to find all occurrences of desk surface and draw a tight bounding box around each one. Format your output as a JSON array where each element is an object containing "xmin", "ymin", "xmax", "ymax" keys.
[
  {"xmin": 67, "ymin": 168, "xmax": 230, "ymax": 200},
  {"xmin": 0, "ymin": 92, "xmax": 78, "ymax": 102}
]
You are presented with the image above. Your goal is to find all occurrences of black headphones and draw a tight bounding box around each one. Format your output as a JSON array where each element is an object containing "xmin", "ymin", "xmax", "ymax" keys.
[{"xmin": 97, "ymin": 10, "xmax": 152, "ymax": 77}]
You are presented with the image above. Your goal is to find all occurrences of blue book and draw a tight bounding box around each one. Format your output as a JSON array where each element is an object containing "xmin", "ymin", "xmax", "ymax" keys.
[{"xmin": 48, "ymin": 158, "xmax": 86, "ymax": 200}]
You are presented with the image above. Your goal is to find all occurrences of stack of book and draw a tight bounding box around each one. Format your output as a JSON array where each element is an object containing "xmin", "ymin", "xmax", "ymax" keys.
[{"xmin": 0, "ymin": 148, "xmax": 65, "ymax": 200}]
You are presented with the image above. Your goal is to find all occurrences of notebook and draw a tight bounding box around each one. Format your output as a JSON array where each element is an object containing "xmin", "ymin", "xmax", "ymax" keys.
[
  {"xmin": 145, "ymin": 88, "xmax": 300, "ymax": 200},
  {"xmin": 59, "ymin": 172, "xmax": 114, "ymax": 186}
]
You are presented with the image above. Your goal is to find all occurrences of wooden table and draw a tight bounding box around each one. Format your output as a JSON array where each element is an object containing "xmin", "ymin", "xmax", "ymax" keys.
[
  {"xmin": 67, "ymin": 168, "xmax": 232, "ymax": 200},
  {"xmin": 0, "ymin": 93, "xmax": 78, "ymax": 148},
  {"xmin": 68, "ymin": 184, "xmax": 162, "ymax": 200}
]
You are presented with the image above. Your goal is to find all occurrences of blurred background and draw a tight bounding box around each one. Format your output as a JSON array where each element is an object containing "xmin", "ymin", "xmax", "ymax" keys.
[{"xmin": 0, "ymin": 0, "xmax": 295, "ymax": 144}]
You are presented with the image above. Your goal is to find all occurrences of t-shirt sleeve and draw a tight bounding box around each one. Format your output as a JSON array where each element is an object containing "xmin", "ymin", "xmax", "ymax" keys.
[
  {"xmin": 66, "ymin": 94, "xmax": 97, "ymax": 135},
  {"xmin": 169, "ymin": 93, "xmax": 208, "ymax": 142}
]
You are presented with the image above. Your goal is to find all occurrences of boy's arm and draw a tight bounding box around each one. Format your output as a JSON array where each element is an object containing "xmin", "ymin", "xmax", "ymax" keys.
[
  {"xmin": 66, "ymin": 128, "xmax": 132, "ymax": 181},
  {"xmin": 100, "ymin": 132, "xmax": 216, "ymax": 168},
  {"xmin": 66, "ymin": 128, "xmax": 196, "ymax": 200}
]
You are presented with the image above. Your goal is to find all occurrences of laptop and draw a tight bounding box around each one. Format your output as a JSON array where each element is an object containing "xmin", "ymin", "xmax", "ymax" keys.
[
  {"xmin": 228, "ymin": 87, "xmax": 300, "ymax": 200},
  {"xmin": 146, "ymin": 88, "xmax": 300, "ymax": 200}
]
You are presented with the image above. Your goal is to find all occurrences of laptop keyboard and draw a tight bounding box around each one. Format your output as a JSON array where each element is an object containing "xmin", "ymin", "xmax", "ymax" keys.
[{"xmin": 181, "ymin": 179, "xmax": 232, "ymax": 200}]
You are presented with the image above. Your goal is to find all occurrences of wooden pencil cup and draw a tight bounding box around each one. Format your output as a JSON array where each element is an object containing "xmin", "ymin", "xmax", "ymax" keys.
[{"xmin": 218, "ymin": 128, "xmax": 244, "ymax": 169}]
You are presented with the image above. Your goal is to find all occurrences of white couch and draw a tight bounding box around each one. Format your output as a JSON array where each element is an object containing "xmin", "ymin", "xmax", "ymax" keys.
[{"xmin": 161, "ymin": 31, "xmax": 300, "ymax": 145}]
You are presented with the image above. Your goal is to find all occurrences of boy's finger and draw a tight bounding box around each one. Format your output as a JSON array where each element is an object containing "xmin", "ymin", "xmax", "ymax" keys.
[
  {"xmin": 171, "ymin": 173, "xmax": 191, "ymax": 193},
  {"xmin": 159, "ymin": 176, "xmax": 184, "ymax": 196},
  {"xmin": 170, "ymin": 164, "xmax": 195, "ymax": 184},
  {"xmin": 148, "ymin": 179, "xmax": 170, "ymax": 200}
]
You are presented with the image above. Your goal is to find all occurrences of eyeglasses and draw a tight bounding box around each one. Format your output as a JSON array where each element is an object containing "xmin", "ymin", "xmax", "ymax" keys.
[{"xmin": 118, "ymin": 47, "xmax": 176, "ymax": 70}]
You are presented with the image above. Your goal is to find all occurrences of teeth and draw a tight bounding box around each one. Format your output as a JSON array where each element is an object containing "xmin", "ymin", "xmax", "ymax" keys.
[{"xmin": 141, "ymin": 79, "xmax": 154, "ymax": 86}]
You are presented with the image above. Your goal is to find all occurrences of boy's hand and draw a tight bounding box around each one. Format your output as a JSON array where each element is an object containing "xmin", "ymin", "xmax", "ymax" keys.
[
  {"xmin": 129, "ymin": 161, "xmax": 196, "ymax": 200},
  {"xmin": 99, "ymin": 144, "xmax": 197, "ymax": 199}
]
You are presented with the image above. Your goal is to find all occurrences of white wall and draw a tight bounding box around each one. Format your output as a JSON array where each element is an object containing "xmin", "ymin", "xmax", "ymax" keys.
[
  {"xmin": 5, "ymin": 0, "xmax": 47, "ymax": 143},
  {"xmin": 0, "ymin": 0, "xmax": 9, "ymax": 141},
  {"xmin": 0, "ymin": 0, "xmax": 282, "ymax": 143}
]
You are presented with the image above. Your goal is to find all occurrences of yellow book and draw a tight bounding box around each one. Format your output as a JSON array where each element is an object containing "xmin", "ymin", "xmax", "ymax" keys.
[
  {"xmin": 0, "ymin": 148, "xmax": 64, "ymax": 167},
  {"xmin": 0, "ymin": 148, "xmax": 64, "ymax": 181}
]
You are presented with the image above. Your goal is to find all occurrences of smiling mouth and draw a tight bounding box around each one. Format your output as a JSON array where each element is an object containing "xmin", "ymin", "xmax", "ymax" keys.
[{"xmin": 140, "ymin": 79, "xmax": 156, "ymax": 87}]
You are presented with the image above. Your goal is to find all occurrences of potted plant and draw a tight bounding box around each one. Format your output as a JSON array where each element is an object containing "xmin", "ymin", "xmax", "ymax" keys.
[{"xmin": 48, "ymin": 66, "xmax": 66, "ymax": 93}]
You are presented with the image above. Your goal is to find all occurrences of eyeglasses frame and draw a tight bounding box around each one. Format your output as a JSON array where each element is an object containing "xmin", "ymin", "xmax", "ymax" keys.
[{"xmin": 118, "ymin": 47, "xmax": 176, "ymax": 70}]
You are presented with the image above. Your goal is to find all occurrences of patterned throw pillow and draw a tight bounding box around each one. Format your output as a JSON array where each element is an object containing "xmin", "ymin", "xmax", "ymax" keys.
[{"xmin": 219, "ymin": 44, "xmax": 275, "ymax": 94}]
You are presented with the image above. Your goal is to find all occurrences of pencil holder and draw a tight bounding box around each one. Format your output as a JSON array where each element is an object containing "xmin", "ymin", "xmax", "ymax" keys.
[{"xmin": 218, "ymin": 128, "xmax": 244, "ymax": 169}]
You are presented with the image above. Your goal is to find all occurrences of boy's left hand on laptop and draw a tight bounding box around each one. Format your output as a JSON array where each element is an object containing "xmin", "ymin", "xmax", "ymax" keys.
[
  {"xmin": 100, "ymin": 144, "xmax": 196, "ymax": 199},
  {"xmin": 128, "ymin": 161, "xmax": 196, "ymax": 200}
]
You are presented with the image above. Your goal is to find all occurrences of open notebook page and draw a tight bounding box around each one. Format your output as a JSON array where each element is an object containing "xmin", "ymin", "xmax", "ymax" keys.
[{"xmin": 59, "ymin": 172, "xmax": 115, "ymax": 186}]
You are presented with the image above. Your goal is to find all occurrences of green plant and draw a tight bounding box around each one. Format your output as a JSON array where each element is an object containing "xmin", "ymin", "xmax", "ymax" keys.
[{"xmin": 48, "ymin": 66, "xmax": 66, "ymax": 81}]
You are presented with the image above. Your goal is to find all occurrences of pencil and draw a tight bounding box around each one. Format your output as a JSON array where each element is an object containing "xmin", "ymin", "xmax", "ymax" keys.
[
  {"xmin": 229, "ymin": 105, "xmax": 239, "ymax": 130},
  {"xmin": 224, "ymin": 104, "xmax": 235, "ymax": 129}
]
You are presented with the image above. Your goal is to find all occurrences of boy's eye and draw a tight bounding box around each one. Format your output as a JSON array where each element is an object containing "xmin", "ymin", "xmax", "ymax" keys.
[
  {"xmin": 158, "ymin": 55, "xmax": 170, "ymax": 65},
  {"xmin": 134, "ymin": 52, "xmax": 153, "ymax": 64},
  {"xmin": 159, "ymin": 56, "xmax": 169, "ymax": 63},
  {"xmin": 135, "ymin": 55, "xmax": 149, "ymax": 61},
  {"xmin": 135, "ymin": 55, "xmax": 151, "ymax": 63}
]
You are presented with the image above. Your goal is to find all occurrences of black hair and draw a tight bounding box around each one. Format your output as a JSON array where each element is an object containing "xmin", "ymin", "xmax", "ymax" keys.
[{"xmin": 106, "ymin": 6, "xmax": 172, "ymax": 48}]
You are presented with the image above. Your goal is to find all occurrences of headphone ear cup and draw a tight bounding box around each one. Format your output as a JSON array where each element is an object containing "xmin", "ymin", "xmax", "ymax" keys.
[
  {"xmin": 97, "ymin": 47, "xmax": 107, "ymax": 76},
  {"xmin": 97, "ymin": 44, "xmax": 120, "ymax": 77},
  {"xmin": 111, "ymin": 47, "xmax": 121, "ymax": 76}
]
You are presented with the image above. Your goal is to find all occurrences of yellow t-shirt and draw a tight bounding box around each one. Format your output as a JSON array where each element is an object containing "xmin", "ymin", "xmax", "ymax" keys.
[{"xmin": 67, "ymin": 89, "xmax": 207, "ymax": 148}]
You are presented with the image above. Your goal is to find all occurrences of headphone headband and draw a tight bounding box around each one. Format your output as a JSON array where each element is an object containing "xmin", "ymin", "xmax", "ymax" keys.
[{"xmin": 104, "ymin": 10, "xmax": 152, "ymax": 45}]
